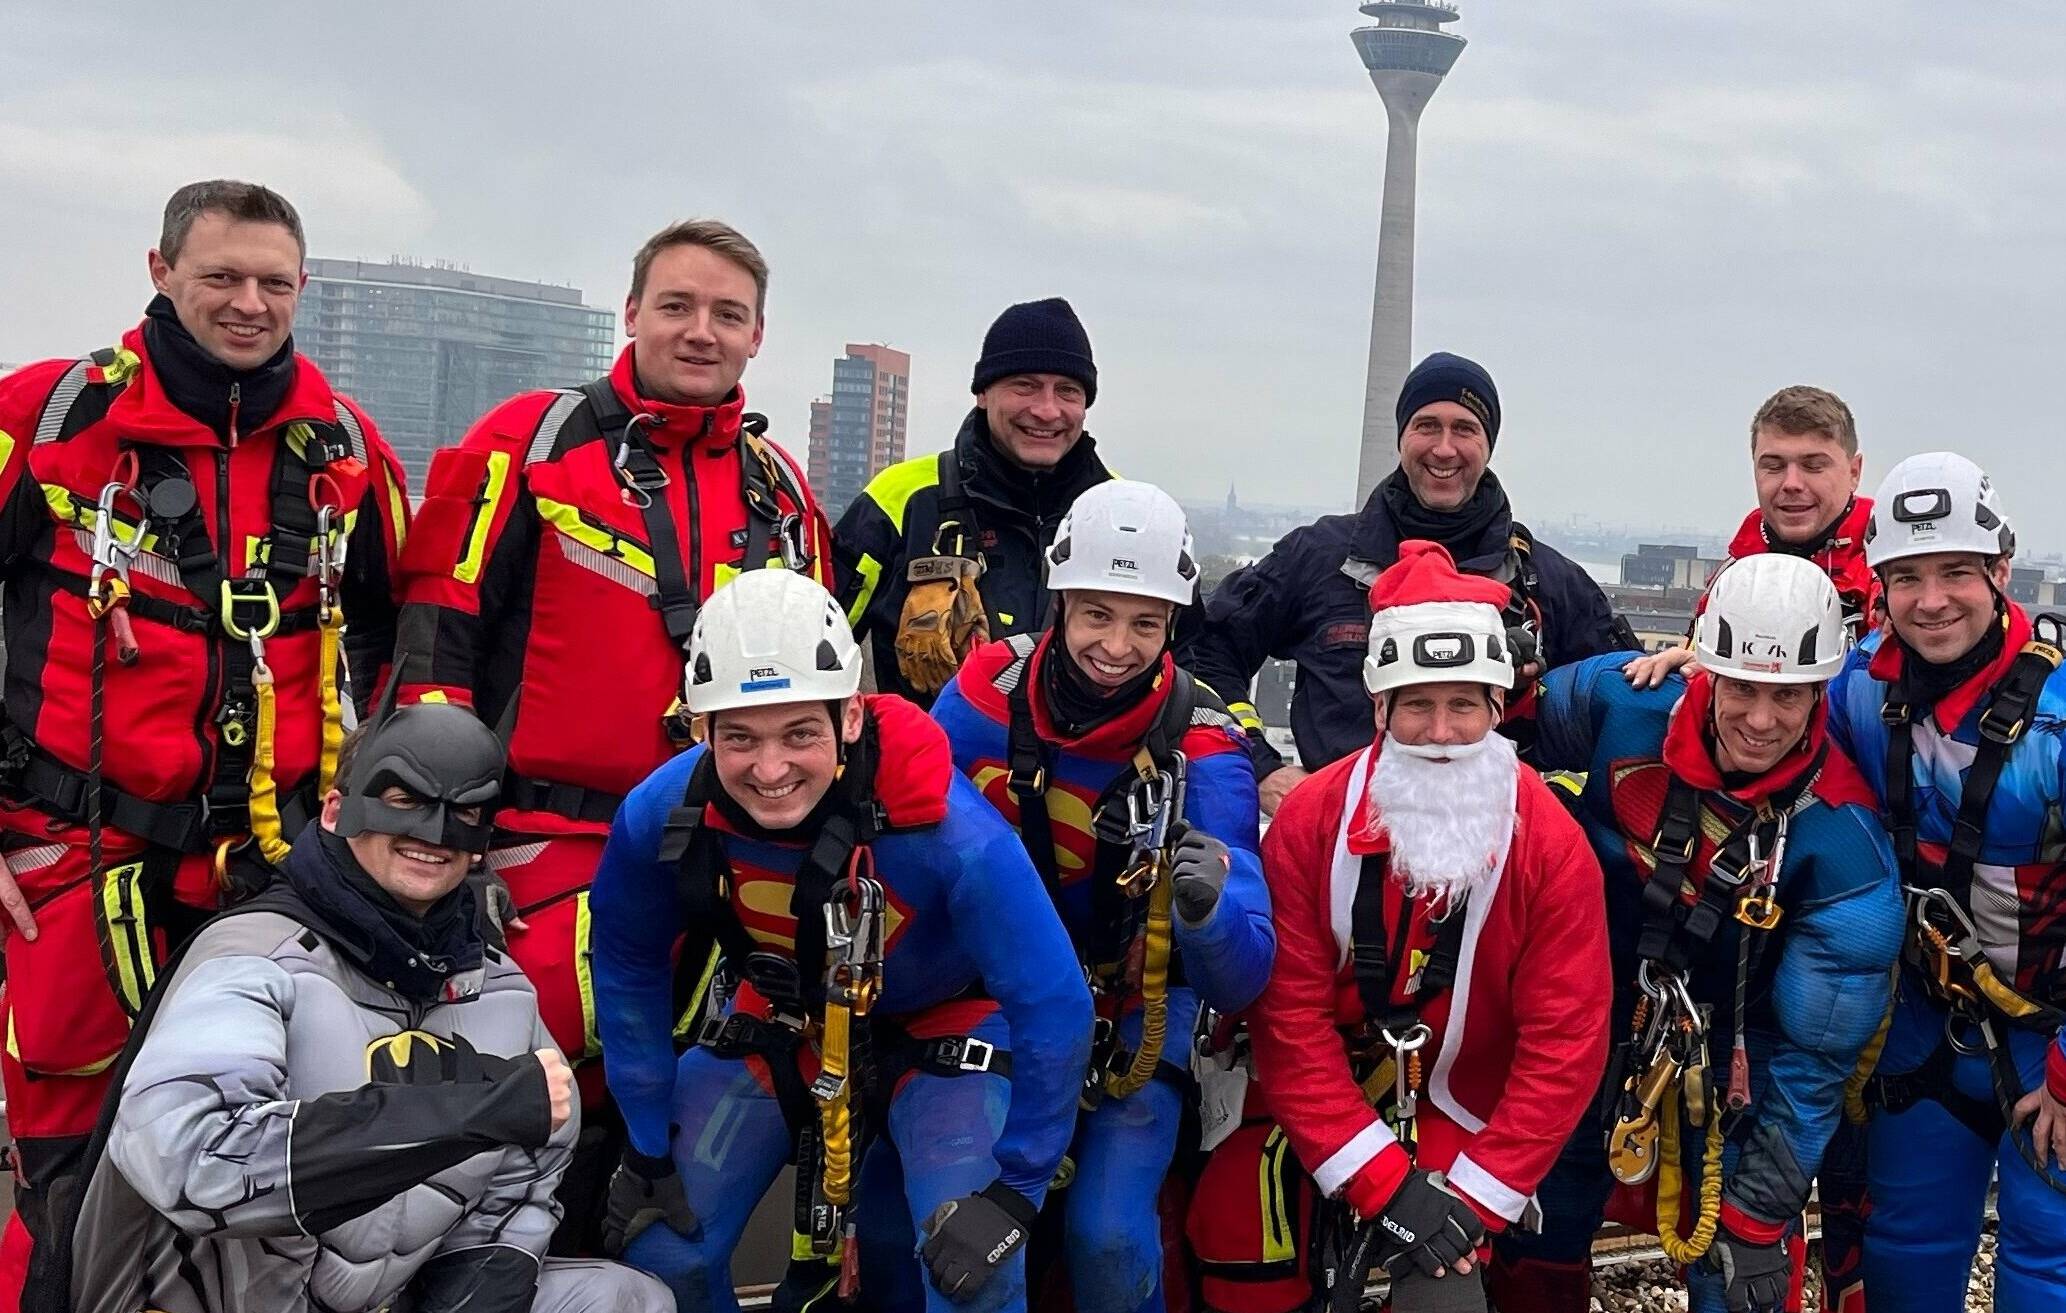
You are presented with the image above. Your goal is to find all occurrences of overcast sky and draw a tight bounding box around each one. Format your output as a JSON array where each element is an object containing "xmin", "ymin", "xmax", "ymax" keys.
[{"xmin": 3, "ymin": 3, "xmax": 2061, "ymax": 548}]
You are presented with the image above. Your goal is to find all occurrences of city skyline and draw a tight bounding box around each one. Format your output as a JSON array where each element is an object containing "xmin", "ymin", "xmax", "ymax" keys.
[
  {"xmin": 2, "ymin": 5, "xmax": 2059, "ymax": 551},
  {"xmin": 808, "ymin": 342, "xmax": 911, "ymax": 522}
]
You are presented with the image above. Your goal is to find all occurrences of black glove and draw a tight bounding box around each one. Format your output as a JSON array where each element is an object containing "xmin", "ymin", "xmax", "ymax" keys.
[
  {"xmin": 920, "ymin": 1180, "xmax": 1037, "ymax": 1302},
  {"xmin": 1703, "ymin": 1230, "xmax": 1790, "ymax": 1313},
  {"xmin": 1372, "ymin": 1170, "xmax": 1486, "ymax": 1278},
  {"xmin": 1170, "ymin": 825, "xmax": 1232, "ymax": 925},
  {"xmin": 601, "ymin": 1146, "xmax": 699, "ymax": 1255},
  {"xmin": 467, "ymin": 867, "xmax": 519, "ymax": 950}
]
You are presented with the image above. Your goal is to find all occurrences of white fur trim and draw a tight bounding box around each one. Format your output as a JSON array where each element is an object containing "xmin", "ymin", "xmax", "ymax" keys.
[
  {"xmin": 1314, "ymin": 1119, "xmax": 1400, "ymax": 1197},
  {"xmin": 1331, "ymin": 747, "xmax": 1519, "ymax": 1132},
  {"xmin": 1446, "ymin": 1152, "xmax": 1529, "ymax": 1224}
]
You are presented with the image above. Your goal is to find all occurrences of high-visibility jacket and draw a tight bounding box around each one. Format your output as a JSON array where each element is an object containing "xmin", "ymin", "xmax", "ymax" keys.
[
  {"xmin": 0, "ymin": 324, "xmax": 407, "ymax": 868},
  {"xmin": 395, "ymin": 346, "xmax": 831, "ymax": 834},
  {"xmin": 832, "ymin": 408, "xmax": 1112, "ymax": 706}
]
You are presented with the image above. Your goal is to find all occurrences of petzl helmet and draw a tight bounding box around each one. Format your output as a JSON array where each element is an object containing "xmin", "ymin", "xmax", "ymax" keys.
[
  {"xmin": 1045, "ymin": 479, "xmax": 1199, "ymax": 606},
  {"xmin": 684, "ymin": 570, "xmax": 863, "ymax": 715},
  {"xmin": 1864, "ymin": 452, "xmax": 2014, "ymax": 569}
]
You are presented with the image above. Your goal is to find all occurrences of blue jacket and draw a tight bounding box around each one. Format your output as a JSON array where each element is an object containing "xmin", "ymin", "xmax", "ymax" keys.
[
  {"xmin": 1539, "ymin": 652, "xmax": 1903, "ymax": 1235},
  {"xmin": 590, "ymin": 695, "xmax": 1092, "ymax": 1200},
  {"xmin": 1192, "ymin": 474, "xmax": 1631, "ymax": 775},
  {"xmin": 1829, "ymin": 613, "xmax": 2066, "ymax": 1006},
  {"xmin": 931, "ymin": 636, "xmax": 1275, "ymax": 1016}
]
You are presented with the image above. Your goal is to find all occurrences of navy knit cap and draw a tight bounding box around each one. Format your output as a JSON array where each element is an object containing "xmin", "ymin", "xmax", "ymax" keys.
[
  {"xmin": 1395, "ymin": 352, "xmax": 1500, "ymax": 449},
  {"xmin": 971, "ymin": 298, "xmax": 1097, "ymax": 405}
]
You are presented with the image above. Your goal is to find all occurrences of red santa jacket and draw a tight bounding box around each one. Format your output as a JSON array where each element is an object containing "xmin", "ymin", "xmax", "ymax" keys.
[
  {"xmin": 395, "ymin": 345, "xmax": 831, "ymax": 835},
  {"xmin": 1247, "ymin": 743, "xmax": 1611, "ymax": 1229}
]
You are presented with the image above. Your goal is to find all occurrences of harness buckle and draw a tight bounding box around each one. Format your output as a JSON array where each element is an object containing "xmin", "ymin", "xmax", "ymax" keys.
[
  {"xmin": 218, "ymin": 579, "xmax": 281, "ymax": 643},
  {"xmin": 951, "ymin": 1037, "xmax": 998, "ymax": 1073},
  {"xmin": 1735, "ymin": 892, "xmax": 1783, "ymax": 930}
]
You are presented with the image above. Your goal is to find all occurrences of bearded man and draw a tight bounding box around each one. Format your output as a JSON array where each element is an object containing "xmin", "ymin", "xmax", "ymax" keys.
[{"xmin": 1186, "ymin": 541, "xmax": 1610, "ymax": 1313}]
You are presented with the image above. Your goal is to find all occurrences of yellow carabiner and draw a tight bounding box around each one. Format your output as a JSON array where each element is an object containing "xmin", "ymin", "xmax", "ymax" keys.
[{"xmin": 218, "ymin": 579, "xmax": 281, "ymax": 642}]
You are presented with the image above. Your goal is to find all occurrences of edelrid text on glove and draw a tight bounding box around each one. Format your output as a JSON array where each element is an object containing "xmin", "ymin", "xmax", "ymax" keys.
[
  {"xmin": 1703, "ymin": 1230, "xmax": 1790, "ymax": 1313},
  {"xmin": 1372, "ymin": 1170, "xmax": 1486, "ymax": 1278},
  {"xmin": 601, "ymin": 1147, "xmax": 700, "ymax": 1255},
  {"xmin": 920, "ymin": 1180, "xmax": 1037, "ymax": 1302},
  {"xmin": 895, "ymin": 555, "xmax": 989, "ymax": 695}
]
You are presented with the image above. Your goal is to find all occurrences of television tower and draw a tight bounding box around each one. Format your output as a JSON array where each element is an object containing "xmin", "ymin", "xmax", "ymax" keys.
[{"xmin": 1351, "ymin": 1, "xmax": 1466, "ymax": 505}]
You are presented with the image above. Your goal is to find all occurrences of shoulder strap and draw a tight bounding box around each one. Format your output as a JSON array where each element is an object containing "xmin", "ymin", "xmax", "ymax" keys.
[
  {"xmin": 931, "ymin": 448, "xmax": 982, "ymax": 558},
  {"xmin": 1142, "ymin": 668, "xmax": 1197, "ymax": 772},
  {"xmin": 575, "ymin": 378, "xmax": 701, "ymax": 646},
  {"xmin": 737, "ymin": 418, "xmax": 810, "ymax": 575},
  {"xmin": 1933, "ymin": 630, "xmax": 2064, "ymax": 900},
  {"xmin": 1005, "ymin": 663, "xmax": 1060, "ymax": 904},
  {"xmin": 1350, "ymin": 853, "xmax": 1466, "ymax": 1033},
  {"xmin": 33, "ymin": 348, "xmax": 128, "ymax": 448}
]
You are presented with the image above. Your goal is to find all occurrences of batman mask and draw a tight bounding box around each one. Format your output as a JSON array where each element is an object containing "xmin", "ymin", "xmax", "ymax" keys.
[{"xmin": 335, "ymin": 702, "xmax": 504, "ymax": 852}]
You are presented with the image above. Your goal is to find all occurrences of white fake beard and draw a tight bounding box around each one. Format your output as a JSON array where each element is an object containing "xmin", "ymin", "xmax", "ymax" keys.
[{"xmin": 1367, "ymin": 730, "xmax": 1518, "ymax": 911}]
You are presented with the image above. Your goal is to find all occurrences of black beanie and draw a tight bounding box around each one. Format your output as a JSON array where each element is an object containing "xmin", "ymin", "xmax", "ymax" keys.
[
  {"xmin": 1395, "ymin": 352, "xmax": 1500, "ymax": 449},
  {"xmin": 970, "ymin": 298, "xmax": 1097, "ymax": 405}
]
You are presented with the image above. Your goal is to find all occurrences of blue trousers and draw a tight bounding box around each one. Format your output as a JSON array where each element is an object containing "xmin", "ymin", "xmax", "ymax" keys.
[
  {"xmin": 1863, "ymin": 983, "xmax": 2066, "ymax": 1313},
  {"xmin": 622, "ymin": 1010, "xmax": 1019, "ymax": 1313},
  {"xmin": 860, "ymin": 994, "xmax": 1191, "ymax": 1313}
]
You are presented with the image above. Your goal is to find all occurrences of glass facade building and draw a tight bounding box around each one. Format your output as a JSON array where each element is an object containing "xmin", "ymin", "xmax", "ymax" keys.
[
  {"xmin": 807, "ymin": 343, "xmax": 910, "ymax": 521},
  {"xmin": 297, "ymin": 259, "xmax": 615, "ymax": 490}
]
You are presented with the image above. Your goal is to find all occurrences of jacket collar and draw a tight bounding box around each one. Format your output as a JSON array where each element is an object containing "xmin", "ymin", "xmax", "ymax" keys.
[
  {"xmin": 101, "ymin": 319, "xmax": 341, "ymax": 449},
  {"xmin": 609, "ymin": 345, "xmax": 746, "ymax": 455},
  {"xmin": 1868, "ymin": 602, "xmax": 2030, "ymax": 733},
  {"xmin": 1023, "ymin": 633, "xmax": 1178, "ymax": 759},
  {"xmin": 1351, "ymin": 477, "xmax": 1516, "ymax": 575}
]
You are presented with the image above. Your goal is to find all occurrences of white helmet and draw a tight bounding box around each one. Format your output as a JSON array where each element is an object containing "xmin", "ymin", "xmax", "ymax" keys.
[
  {"xmin": 683, "ymin": 570, "xmax": 862, "ymax": 715},
  {"xmin": 1045, "ymin": 480, "xmax": 1199, "ymax": 606},
  {"xmin": 1363, "ymin": 601, "xmax": 1514, "ymax": 697},
  {"xmin": 1864, "ymin": 452, "xmax": 2014, "ymax": 569},
  {"xmin": 1695, "ymin": 555, "xmax": 1847, "ymax": 685}
]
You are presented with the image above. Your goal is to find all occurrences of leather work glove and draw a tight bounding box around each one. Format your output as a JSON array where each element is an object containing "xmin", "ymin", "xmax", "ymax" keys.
[
  {"xmin": 1170, "ymin": 824, "xmax": 1232, "ymax": 925},
  {"xmin": 601, "ymin": 1147, "xmax": 699, "ymax": 1255},
  {"xmin": 1371, "ymin": 1170, "xmax": 1487, "ymax": 1278},
  {"xmin": 1703, "ymin": 1230, "xmax": 1791, "ymax": 1313},
  {"xmin": 895, "ymin": 556, "xmax": 989, "ymax": 695},
  {"xmin": 919, "ymin": 1180, "xmax": 1037, "ymax": 1302},
  {"xmin": 466, "ymin": 866, "xmax": 522, "ymax": 950}
]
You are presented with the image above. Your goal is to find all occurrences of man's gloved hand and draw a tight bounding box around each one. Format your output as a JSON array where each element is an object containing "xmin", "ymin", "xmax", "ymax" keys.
[
  {"xmin": 1504, "ymin": 625, "xmax": 1542, "ymax": 682},
  {"xmin": 895, "ymin": 557, "xmax": 989, "ymax": 695},
  {"xmin": 1371, "ymin": 1170, "xmax": 1487, "ymax": 1278},
  {"xmin": 466, "ymin": 866, "xmax": 524, "ymax": 949},
  {"xmin": 1703, "ymin": 1230, "xmax": 1790, "ymax": 1313},
  {"xmin": 920, "ymin": 1180, "xmax": 1037, "ymax": 1302},
  {"xmin": 1170, "ymin": 824, "xmax": 1232, "ymax": 925},
  {"xmin": 601, "ymin": 1146, "xmax": 699, "ymax": 1255}
]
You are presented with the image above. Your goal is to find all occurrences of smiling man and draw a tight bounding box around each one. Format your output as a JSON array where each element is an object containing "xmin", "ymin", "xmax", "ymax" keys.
[
  {"xmin": 1192, "ymin": 352, "xmax": 1633, "ymax": 814},
  {"xmin": 392, "ymin": 218, "xmax": 833, "ymax": 1249},
  {"xmin": 62, "ymin": 702, "xmax": 671, "ymax": 1313},
  {"xmin": 835, "ymin": 298, "xmax": 1116, "ymax": 705},
  {"xmin": 587, "ymin": 570, "xmax": 1088, "ymax": 1313},
  {"xmin": 1824, "ymin": 454, "xmax": 2066, "ymax": 1313},
  {"xmin": 1492, "ymin": 554, "xmax": 1902, "ymax": 1313},
  {"xmin": 0, "ymin": 179, "xmax": 411, "ymax": 1305}
]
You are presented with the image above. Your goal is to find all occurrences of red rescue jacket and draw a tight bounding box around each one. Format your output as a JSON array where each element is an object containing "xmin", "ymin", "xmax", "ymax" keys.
[
  {"xmin": 0, "ymin": 324, "xmax": 408, "ymax": 872},
  {"xmin": 1246, "ymin": 745, "xmax": 1611, "ymax": 1229},
  {"xmin": 1725, "ymin": 498, "xmax": 1880, "ymax": 640},
  {"xmin": 396, "ymin": 346, "xmax": 832, "ymax": 835}
]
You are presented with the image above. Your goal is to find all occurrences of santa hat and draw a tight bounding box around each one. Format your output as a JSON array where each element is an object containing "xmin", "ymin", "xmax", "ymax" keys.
[{"xmin": 1363, "ymin": 540, "xmax": 1516, "ymax": 696}]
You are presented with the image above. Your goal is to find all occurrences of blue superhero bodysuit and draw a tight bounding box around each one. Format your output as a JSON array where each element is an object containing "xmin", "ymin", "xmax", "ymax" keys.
[
  {"xmin": 913, "ymin": 634, "xmax": 1274, "ymax": 1313},
  {"xmin": 591, "ymin": 694, "xmax": 1092, "ymax": 1313},
  {"xmin": 1829, "ymin": 610, "xmax": 2066, "ymax": 1313},
  {"xmin": 1492, "ymin": 652, "xmax": 1901, "ymax": 1313}
]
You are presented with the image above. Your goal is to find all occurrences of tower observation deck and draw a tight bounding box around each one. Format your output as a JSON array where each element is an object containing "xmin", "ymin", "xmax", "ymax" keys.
[{"xmin": 1351, "ymin": 0, "xmax": 1466, "ymax": 504}]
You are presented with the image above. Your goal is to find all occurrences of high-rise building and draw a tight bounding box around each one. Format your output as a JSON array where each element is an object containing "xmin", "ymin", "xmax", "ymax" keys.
[
  {"xmin": 808, "ymin": 343, "xmax": 910, "ymax": 521},
  {"xmin": 297, "ymin": 258, "xmax": 615, "ymax": 488},
  {"xmin": 1351, "ymin": 0, "xmax": 1466, "ymax": 505}
]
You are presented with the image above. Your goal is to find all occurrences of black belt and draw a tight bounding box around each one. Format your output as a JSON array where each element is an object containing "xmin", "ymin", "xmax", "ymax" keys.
[
  {"xmin": 6, "ymin": 737, "xmax": 313, "ymax": 854},
  {"xmin": 502, "ymin": 775, "xmax": 626, "ymax": 825},
  {"xmin": 36, "ymin": 565, "xmax": 323, "ymax": 637}
]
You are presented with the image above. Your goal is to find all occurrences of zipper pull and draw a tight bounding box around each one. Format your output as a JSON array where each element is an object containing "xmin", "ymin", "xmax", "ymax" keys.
[{"xmin": 227, "ymin": 382, "xmax": 242, "ymax": 448}]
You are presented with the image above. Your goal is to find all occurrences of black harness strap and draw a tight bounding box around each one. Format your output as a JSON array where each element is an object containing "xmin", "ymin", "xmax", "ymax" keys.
[
  {"xmin": 577, "ymin": 379, "xmax": 703, "ymax": 648},
  {"xmin": 1348, "ymin": 852, "xmax": 1467, "ymax": 1038}
]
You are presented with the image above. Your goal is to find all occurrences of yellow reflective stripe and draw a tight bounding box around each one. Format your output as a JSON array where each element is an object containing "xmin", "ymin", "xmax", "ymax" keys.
[
  {"xmin": 847, "ymin": 552, "xmax": 884, "ymax": 626},
  {"xmin": 99, "ymin": 861, "xmax": 155, "ymax": 1014},
  {"xmin": 535, "ymin": 495, "xmax": 656, "ymax": 579},
  {"xmin": 998, "ymin": 611, "xmax": 1014, "ymax": 627},
  {"xmin": 384, "ymin": 462, "xmax": 409, "ymax": 553},
  {"xmin": 575, "ymin": 891, "xmax": 601, "ymax": 1058},
  {"xmin": 676, "ymin": 943, "xmax": 720, "ymax": 1041},
  {"xmin": 42, "ymin": 484, "xmax": 160, "ymax": 553},
  {"xmin": 1260, "ymin": 1125, "xmax": 1295, "ymax": 1263},
  {"xmin": 417, "ymin": 689, "xmax": 451, "ymax": 704},
  {"xmin": 456, "ymin": 450, "xmax": 514, "ymax": 584},
  {"xmin": 1228, "ymin": 700, "xmax": 1265, "ymax": 733},
  {"xmin": 0, "ymin": 427, "xmax": 16, "ymax": 472},
  {"xmin": 862, "ymin": 454, "xmax": 943, "ymax": 532},
  {"xmin": 245, "ymin": 508, "xmax": 361, "ymax": 571},
  {"xmin": 713, "ymin": 556, "xmax": 791, "ymax": 592}
]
